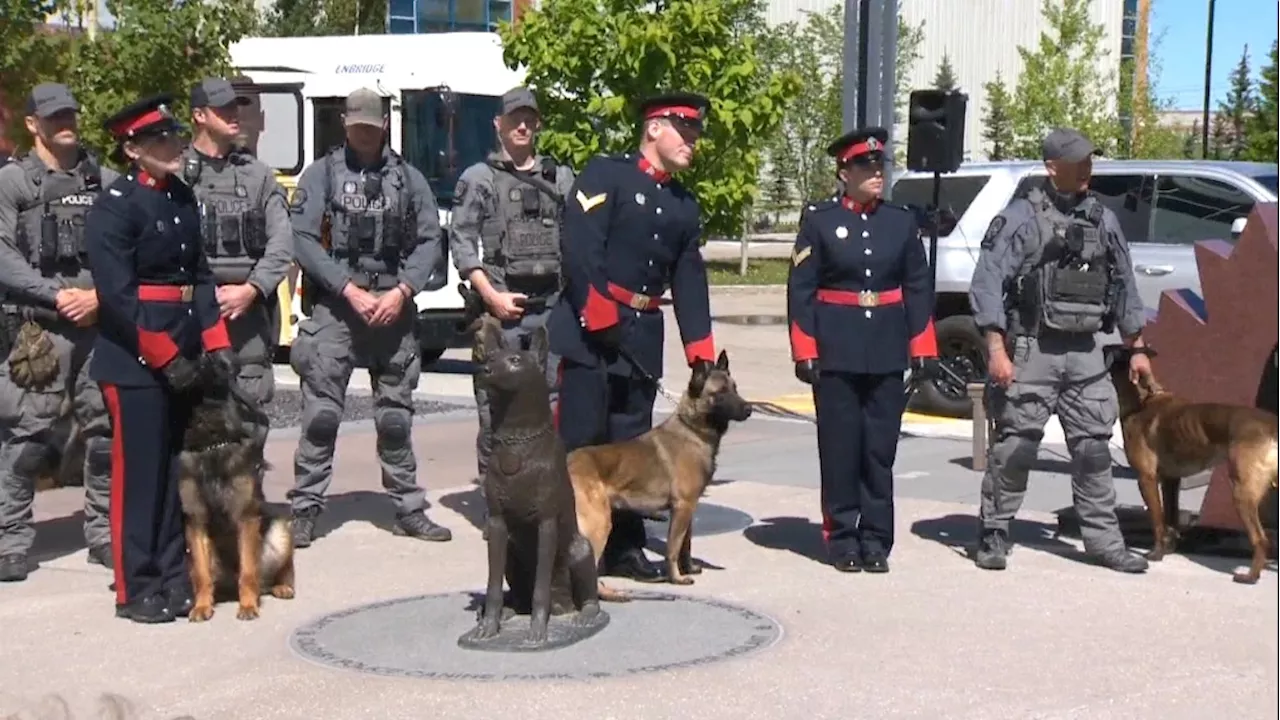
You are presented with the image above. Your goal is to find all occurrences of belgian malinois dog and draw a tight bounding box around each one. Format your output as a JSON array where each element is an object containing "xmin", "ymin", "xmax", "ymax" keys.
[
  {"xmin": 464, "ymin": 316, "xmax": 604, "ymax": 645},
  {"xmin": 177, "ymin": 357, "xmax": 295, "ymax": 621},
  {"xmin": 568, "ymin": 351, "xmax": 753, "ymax": 600},
  {"xmin": 1107, "ymin": 346, "xmax": 1278, "ymax": 584}
]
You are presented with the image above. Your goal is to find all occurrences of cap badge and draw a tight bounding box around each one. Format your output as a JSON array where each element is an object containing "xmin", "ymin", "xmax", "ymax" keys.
[{"xmin": 865, "ymin": 137, "xmax": 879, "ymax": 151}]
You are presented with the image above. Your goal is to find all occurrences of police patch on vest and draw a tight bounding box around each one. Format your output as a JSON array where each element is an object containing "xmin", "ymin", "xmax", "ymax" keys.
[
  {"xmin": 454, "ymin": 179, "xmax": 468, "ymax": 199},
  {"xmin": 509, "ymin": 188, "xmax": 521, "ymax": 202},
  {"xmin": 55, "ymin": 194, "xmax": 97, "ymax": 207},
  {"xmin": 234, "ymin": 185, "xmax": 248, "ymax": 198},
  {"xmin": 343, "ymin": 181, "xmax": 357, "ymax": 194},
  {"xmin": 981, "ymin": 216, "xmax": 1006, "ymax": 249},
  {"xmin": 288, "ymin": 188, "xmax": 308, "ymax": 213}
]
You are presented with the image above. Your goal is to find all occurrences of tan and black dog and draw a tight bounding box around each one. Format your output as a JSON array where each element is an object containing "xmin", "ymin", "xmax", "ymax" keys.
[
  {"xmin": 568, "ymin": 351, "xmax": 753, "ymax": 600},
  {"xmin": 1107, "ymin": 346, "xmax": 1278, "ymax": 584},
  {"xmin": 177, "ymin": 359, "xmax": 294, "ymax": 621}
]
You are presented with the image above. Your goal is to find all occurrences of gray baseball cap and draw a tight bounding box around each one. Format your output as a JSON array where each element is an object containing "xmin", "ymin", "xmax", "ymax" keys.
[
  {"xmin": 344, "ymin": 88, "xmax": 386, "ymax": 127},
  {"xmin": 1042, "ymin": 128, "xmax": 1102, "ymax": 163},
  {"xmin": 26, "ymin": 83, "xmax": 78, "ymax": 118},
  {"xmin": 190, "ymin": 77, "xmax": 251, "ymax": 109},
  {"xmin": 501, "ymin": 87, "xmax": 539, "ymax": 116}
]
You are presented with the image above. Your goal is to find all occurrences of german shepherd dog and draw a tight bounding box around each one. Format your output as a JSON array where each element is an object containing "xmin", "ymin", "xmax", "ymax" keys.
[
  {"xmin": 1106, "ymin": 346, "xmax": 1279, "ymax": 584},
  {"xmin": 568, "ymin": 351, "xmax": 753, "ymax": 600},
  {"xmin": 178, "ymin": 357, "xmax": 295, "ymax": 621}
]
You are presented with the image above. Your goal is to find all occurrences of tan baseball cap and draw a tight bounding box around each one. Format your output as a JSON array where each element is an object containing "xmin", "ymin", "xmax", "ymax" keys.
[{"xmin": 344, "ymin": 88, "xmax": 386, "ymax": 127}]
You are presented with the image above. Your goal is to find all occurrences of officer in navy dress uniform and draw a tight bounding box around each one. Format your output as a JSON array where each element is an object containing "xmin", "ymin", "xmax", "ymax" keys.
[
  {"xmin": 787, "ymin": 127, "xmax": 939, "ymax": 574},
  {"xmin": 548, "ymin": 92, "xmax": 718, "ymax": 582},
  {"xmin": 85, "ymin": 94, "xmax": 237, "ymax": 624}
]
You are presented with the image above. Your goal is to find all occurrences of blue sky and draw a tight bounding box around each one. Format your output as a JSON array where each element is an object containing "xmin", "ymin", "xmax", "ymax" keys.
[{"xmin": 1151, "ymin": 0, "xmax": 1279, "ymax": 110}]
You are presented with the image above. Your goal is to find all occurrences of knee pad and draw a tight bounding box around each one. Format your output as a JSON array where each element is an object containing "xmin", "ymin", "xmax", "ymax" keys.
[
  {"xmin": 12, "ymin": 442, "xmax": 53, "ymax": 478},
  {"xmin": 375, "ymin": 410, "xmax": 411, "ymax": 447},
  {"xmin": 84, "ymin": 437, "xmax": 112, "ymax": 478},
  {"xmin": 305, "ymin": 408, "xmax": 341, "ymax": 445},
  {"xmin": 997, "ymin": 435, "xmax": 1041, "ymax": 473},
  {"xmin": 1072, "ymin": 437, "xmax": 1113, "ymax": 474}
]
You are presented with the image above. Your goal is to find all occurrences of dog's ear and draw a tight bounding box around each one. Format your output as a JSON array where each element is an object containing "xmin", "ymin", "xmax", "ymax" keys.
[
  {"xmin": 528, "ymin": 324, "xmax": 550, "ymax": 369},
  {"xmin": 475, "ymin": 315, "xmax": 504, "ymax": 358},
  {"xmin": 688, "ymin": 361, "xmax": 710, "ymax": 397},
  {"xmin": 715, "ymin": 349, "xmax": 729, "ymax": 372}
]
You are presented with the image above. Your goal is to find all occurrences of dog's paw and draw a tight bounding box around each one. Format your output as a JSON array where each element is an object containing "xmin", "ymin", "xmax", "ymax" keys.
[
  {"xmin": 270, "ymin": 584, "xmax": 295, "ymax": 600},
  {"xmin": 1147, "ymin": 548, "xmax": 1165, "ymax": 562},
  {"xmin": 572, "ymin": 603, "xmax": 602, "ymax": 627},
  {"xmin": 236, "ymin": 603, "xmax": 261, "ymax": 620},
  {"xmin": 464, "ymin": 620, "xmax": 501, "ymax": 641},
  {"xmin": 668, "ymin": 575, "xmax": 695, "ymax": 586},
  {"xmin": 1232, "ymin": 570, "xmax": 1261, "ymax": 585},
  {"xmin": 189, "ymin": 604, "xmax": 215, "ymax": 623},
  {"xmin": 524, "ymin": 625, "xmax": 549, "ymax": 645},
  {"xmin": 679, "ymin": 559, "xmax": 704, "ymax": 575}
]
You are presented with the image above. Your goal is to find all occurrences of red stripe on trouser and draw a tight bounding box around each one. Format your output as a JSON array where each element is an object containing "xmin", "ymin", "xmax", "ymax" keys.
[
  {"xmin": 821, "ymin": 511, "xmax": 833, "ymax": 545},
  {"xmin": 552, "ymin": 359, "xmax": 565, "ymax": 431},
  {"xmin": 101, "ymin": 384, "xmax": 128, "ymax": 605}
]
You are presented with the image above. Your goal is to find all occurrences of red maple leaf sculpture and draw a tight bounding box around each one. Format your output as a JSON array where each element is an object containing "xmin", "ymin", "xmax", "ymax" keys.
[{"xmin": 1143, "ymin": 203, "xmax": 1279, "ymax": 530}]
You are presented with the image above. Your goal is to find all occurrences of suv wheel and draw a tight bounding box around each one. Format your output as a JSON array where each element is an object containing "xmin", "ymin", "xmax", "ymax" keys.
[{"xmin": 910, "ymin": 314, "xmax": 987, "ymax": 418}]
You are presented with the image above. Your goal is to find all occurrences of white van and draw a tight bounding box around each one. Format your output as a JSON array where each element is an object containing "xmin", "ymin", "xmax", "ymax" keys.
[{"xmin": 228, "ymin": 31, "xmax": 526, "ymax": 364}]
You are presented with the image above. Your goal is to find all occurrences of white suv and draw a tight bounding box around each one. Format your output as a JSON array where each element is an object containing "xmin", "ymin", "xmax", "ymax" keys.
[{"xmin": 891, "ymin": 159, "xmax": 1279, "ymax": 418}]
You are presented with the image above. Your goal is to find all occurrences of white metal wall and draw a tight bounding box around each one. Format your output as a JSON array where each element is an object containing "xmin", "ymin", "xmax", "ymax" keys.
[{"xmin": 765, "ymin": 0, "xmax": 1127, "ymax": 160}]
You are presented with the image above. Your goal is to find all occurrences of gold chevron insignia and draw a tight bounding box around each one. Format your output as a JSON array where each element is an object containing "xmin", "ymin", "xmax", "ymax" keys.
[
  {"xmin": 576, "ymin": 190, "xmax": 607, "ymax": 212},
  {"xmin": 792, "ymin": 246, "xmax": 811, "ymax": 266}
]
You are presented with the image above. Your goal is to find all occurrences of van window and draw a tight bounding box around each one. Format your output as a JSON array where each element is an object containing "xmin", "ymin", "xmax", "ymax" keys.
[
  {"xmin": 890, "ymin": 175, "xmax": 990, "ymax": 236},
  {"xmin": 240, "ymin": 87, "xmax": 303, "ymax": 175},
  {"xmin": 1089, "ymin": 174, "xmax": 1152, "ymax": 244},
  {"xmin": 311, "ymin": 96, "xmax": 393, "ymax": 160},
  {"xmin": 401, "ymin": 89, "xmax": 501, "ymax": 207},
  {"xmin": 1151, "ymin": 174, "xmax": 1256, "ymax": 245}
]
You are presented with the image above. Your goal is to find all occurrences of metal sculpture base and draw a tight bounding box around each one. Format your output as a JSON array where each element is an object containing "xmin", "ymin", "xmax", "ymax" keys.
[{"xmin": 457, "ymin": 604, "xmax": 611, "ymax": 653}]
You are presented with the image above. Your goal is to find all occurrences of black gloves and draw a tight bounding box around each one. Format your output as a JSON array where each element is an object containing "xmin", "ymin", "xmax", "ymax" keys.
[
  {"xmin": 589, "ymin": 324, "xmax": 622, "ymax": 351},
  {"xmin": 163, "ymin": 355, "xmax": 200, "ymax": 392},
  {"xmin": 911, "ymin": 356, "xmax": 940, "ymax": 381},
  {"xmin": 794, "ymin": 359, "xmax": 819, "ymax": 385}
]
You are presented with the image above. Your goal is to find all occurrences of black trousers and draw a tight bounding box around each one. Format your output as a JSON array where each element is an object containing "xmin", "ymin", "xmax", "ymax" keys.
[
  {"xmin": 102, "ymin": 383, "xmax": 195, "ymax": 606},
  {"xmin": 813, "ymin": 371, "xmax": 907, "ymax": 558},
  {"xmin": 555, "ymin": 358, "xmax": 657, "ymax": 561}
]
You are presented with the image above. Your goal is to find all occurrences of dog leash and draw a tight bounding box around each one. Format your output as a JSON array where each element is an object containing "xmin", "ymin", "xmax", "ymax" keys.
[{"xmin": 615, "ymin": 345, "xmax": 683, "ymax": 405}]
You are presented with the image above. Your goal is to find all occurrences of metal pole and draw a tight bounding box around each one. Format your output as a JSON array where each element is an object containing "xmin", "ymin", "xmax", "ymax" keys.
[
  {"xmin": 842, "ymin": 0, "xmax": 862, "ymax": 132},
  {"xmin": 879, "ymin": 0, "xmax": 898, "ymax": 200},
  {"xmin": 863, "ymin": 0, "xmax": 884, "ymax": 136},
  {"xmin": 1201, "ymin": 0, "xmax": 1216, "ymax": 157}
]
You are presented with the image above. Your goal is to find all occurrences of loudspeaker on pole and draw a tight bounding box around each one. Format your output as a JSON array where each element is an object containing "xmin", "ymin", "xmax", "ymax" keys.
[{"xmin": 906, "ymin": 89, "xmax": 967, "ymax": 174}]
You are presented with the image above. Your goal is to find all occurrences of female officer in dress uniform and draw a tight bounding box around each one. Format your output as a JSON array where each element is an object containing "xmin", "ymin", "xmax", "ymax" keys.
[
  {"xmin": 86, "ymin": 94, "xmax": 237, "ymax": 624},
  {"xmin": 786, "ymin": 127, "xmax": 939, "ymax": 574}
]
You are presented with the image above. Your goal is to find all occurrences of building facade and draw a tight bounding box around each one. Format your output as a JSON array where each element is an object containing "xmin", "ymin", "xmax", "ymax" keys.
[
  {"xmin": 386, "ymin": 0, "xmax": 531, "ymax": 33},
  {"xmin": 764, "ymin": 0, "xmax": 1130, "ymax": 161}
]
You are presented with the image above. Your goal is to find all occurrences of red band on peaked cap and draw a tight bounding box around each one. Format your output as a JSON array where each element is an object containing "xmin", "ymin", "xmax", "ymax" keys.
[
  {"xmin": 110, "ymin": 109, "xmax": 168, "ymax": 139},
  {"xmin": 839, "ymin": 137, "xmax": 883, "ymax": 164},
  {"xmin": 645, "ymin": 105, "xmax": 702, "ymax": 121}
]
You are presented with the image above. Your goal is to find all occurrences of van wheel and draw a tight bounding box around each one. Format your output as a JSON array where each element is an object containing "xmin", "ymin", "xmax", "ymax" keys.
[
  {"xmin": 910, "ymin": 314, "xmax": 987, "ymax": 418},
  {"xmin": 419, "ymin": 347, "xmax": 446, "ymax": 367}
]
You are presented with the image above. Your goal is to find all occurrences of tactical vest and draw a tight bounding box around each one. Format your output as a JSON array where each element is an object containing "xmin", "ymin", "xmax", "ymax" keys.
[
  {"xmin": 1013, "ymin": 187, "xmax": 1114, "ymax": 336},
  {"xmin": 322, "ymin": 146, "xmax": 417, "ymax": 289},
  {"xmin": 480, "ymin": 155, "xmax": 564, "ymax": 295},
  {"xmin": 14, "ymin": 153, "xmax": 102, "ymax": 288},
  {"xmin": 183, "ymin": 148, "xmax": 268, "ymax": 284}
]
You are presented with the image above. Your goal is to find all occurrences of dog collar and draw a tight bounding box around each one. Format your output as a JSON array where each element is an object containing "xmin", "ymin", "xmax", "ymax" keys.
[{"xmin": 492, "ymin": 425, "xmax": 553, "ymax": 445}]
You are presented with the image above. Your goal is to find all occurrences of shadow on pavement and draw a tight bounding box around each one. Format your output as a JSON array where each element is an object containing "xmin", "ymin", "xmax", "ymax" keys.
[
  {"xmin": 910, "ymin": 513, "xmax": 1087, "ymax": 564},
  {"xmin": 293, "ymin": 490, "xmax": 430, "ymax": 540},
  {"xmin": 947, "ymin": 455, "xmax": 1139, "ymax": 480},
  {"xmin": 439, "ymin": 485, "xmax": 486, "ymax": 531},
  {"xmin": 741, "ymin": 516, "xmax": 827, "ymax": 565},
  {"xmin": 31, "ymin": 511, "xmax": 89, "ymax": 564}
]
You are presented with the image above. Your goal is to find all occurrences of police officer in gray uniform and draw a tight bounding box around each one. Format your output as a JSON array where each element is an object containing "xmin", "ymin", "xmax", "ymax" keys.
[
  {"xmin": 183, "ymin": 78, "xmax": 294, "ymax": 450},
  {"xmin": 0, "ymin": 83, "xmax": 117, "ymax": 581},
  {"xmin": 451, "ymin": 87, "xmax": 573, "ymax": 484},
  {"xmin": 969, "ymin": 128, "xmax": 1154, "ymax": 574},
  {"xmin": 287, "ymin": 88, "xmax": 452, "ymax": 547}
]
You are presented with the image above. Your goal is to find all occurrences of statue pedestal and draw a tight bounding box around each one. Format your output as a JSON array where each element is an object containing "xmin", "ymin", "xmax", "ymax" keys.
[
  {"xmin": 457, "ymin": 604, "xmax": 610, "ymax": 653},
  {"xmin": 1142, "ymin": 203, "xmax": 1279, "ymax": 533}
]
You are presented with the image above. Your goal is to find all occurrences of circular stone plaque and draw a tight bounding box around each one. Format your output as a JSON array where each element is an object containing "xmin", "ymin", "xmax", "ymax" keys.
[
  {"xmin": 643, "ymin": 503, "xmax": 754, "ymax": 540},
  {"xmin": 289, "ymin": 591, "xmax": 782, "ymax": 681}
]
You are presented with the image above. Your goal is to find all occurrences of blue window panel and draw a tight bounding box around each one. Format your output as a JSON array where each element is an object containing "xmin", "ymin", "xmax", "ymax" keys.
[{"xmin": 388, "ymin": 16, "xmax": 417, "ymax": 33}]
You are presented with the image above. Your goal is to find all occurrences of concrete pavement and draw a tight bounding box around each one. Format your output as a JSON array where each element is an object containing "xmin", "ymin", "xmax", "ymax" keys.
[{"xmin": 3, "ymin": 286, "xmax": 1274, "ymax": 719}]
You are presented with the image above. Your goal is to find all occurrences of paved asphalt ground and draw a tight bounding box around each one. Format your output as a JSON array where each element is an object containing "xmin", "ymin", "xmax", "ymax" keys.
[{"xmin": 3, "ymin": 286, "xmax": 1275, "ymax": 719}]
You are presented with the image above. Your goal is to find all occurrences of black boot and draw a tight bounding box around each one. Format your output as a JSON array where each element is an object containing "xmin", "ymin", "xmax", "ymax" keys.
[
  {"xmin": 115, "ymin": 594, "xmax": 175, "ymax": 624},
  {"xmin": 0, "ymin": 554, "xmax": 29, "ymax": 582},
  {"xmin": 600, "ymin": 510, "xmax": 662, "ymax": 582},
  {"xmin": 394, "ymin": 510, "xmax": 453, "ymax": 542},
  {"xmin": 165, "ymin": 585, "xmax": 195, "ymax": 618},
  {"xmin": 291, "ymin": 507, "xmax": 320, "ymax": 549},
  {"xmin": 974, "ymin": 529, "xmax": 1009, "ymax": 571},
  {"xmin": 86, "ymin": 544, "xmax": 113, "ymax": 568}
]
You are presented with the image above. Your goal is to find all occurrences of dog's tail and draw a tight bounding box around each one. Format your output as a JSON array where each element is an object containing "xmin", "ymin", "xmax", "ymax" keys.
[
  {"xmin": 258, "ymin": 514, "xmax": 294, "ymax": 585},
  {"xmin": 1264, "ymin": 436, "xmax": 1279, "ymax": 490}
]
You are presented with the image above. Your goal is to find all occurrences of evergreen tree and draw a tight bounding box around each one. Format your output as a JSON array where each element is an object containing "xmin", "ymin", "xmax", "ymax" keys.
[
  {"xmin": 1182, "ymin": 119, "xmax": 1201, "ymax": 159},
  {"xmin": 1218, "ymin": 45, "xmax": 1256, "ymax": 160},
  {"xmin": 1209, "ymin": 111, "xmax": 1231, "ymax": 160},
  {"xmin": 1244, "ymin": 39, "xmax": 1278, "ymax": 162},
  {"xmin": 981, "ymin": 71, "xmax": 1015, "ymax": 160},
  {"xmin": 934, "ymin": 51, "xmax": 958, "ymax": 92}
]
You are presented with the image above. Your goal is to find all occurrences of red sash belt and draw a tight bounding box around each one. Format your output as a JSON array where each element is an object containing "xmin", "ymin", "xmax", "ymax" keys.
[
  {"xmin": 137, "ymin": 284, "xmax": 194, "ymax": 302},
  {"xmin": 608, "ymin": 282, "xmax": 667, "ymax": 312},
  {"xmin": 816, "ymin": 287, "xmax": 903, "ymax": 308}
]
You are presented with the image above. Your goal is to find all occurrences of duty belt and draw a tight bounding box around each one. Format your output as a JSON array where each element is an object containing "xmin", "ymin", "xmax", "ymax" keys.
[
  {"xmin": 816, "ymin": 287, "xmax": 904, "ymax": 308},
  {"xmin": 608, "ymin": 282, "xmax": 668, "ymax": 312},
  {"xmin": 138, "ymin": 284, "xmax": 195, "ymax": 302},
  {"xmin": 348, "ymin": 270, "xmax": 402, "ymax": 291}
]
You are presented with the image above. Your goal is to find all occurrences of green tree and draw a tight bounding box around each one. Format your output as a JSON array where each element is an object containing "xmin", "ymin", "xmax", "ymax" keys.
[
  {"xmin": 0, "ymin": 0, "xmax": 63, "ymax": 145},
  {"xmin": 1209, "ymin": 111, "xmax": 1231, "ymax": 159},
  {"xmin": 1243, "ymin": 39, "xmax": 1278, "ymax": 162},
  {"xmin": 258, "ymin": 0, "xmax": 385, "ymax": 36},
  {"xmin": 757, "ymin": 7, "xmax": 925, "ymax": 210},
  {"xmin": 1006, "ymin": 0, "xmax": 1119, "ymax": 158},
  {"xmin": 1182, "ymin": 119, "xmax": 1202, "ymax": 159},
  {"xmin": 1218, "ymin": 45, "xmax": 1256, "ymax": 160},
  {"xmin": 981, "ymin": 71, "xmax": 1014, "ymax": 160},
  {"xmin": 499, "ymin": 0, "xmax": 802, "ymax": 239},
  {"xmin": 933, "ymin": 51, "xmax": 958, "ymax": 92},
  {"xmin": 1122, "ymin": 26, "xmax": 1185, "ymax": 159}
]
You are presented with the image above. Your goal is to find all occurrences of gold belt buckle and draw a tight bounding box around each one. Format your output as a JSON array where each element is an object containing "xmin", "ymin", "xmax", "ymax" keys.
[
  {"xmin": 858, "ymin": 290, "xmax": 879, "ymax": 308},
  {"xmin": 180, "ymin": 285, "xmax": 194, "ymax": 302},
  {"xmin": 629, "ymin": 294, "xmax": 650, "ymax": 311}
]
